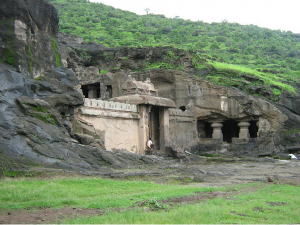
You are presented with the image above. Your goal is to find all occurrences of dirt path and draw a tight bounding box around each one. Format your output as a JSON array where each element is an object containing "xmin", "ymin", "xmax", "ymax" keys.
[
  {"xmin": 176, "ymin": 158, "xmax": 300, "ymax": 186},
  {"xmin": 0, "ymin": 158, "xmax": 299, "ymax": 224}
]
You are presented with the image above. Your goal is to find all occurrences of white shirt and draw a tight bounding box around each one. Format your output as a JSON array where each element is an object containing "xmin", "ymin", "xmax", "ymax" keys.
[{"xmin": 147, "ymin": 139, "xmax": 153, "ymax": 148}]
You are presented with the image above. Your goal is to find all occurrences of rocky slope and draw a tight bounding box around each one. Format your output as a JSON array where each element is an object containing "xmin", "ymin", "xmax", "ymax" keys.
[
  {"xmin": 0, "ymin": 0, "xmax": 300, "ymax": 176},
  {"xmin": 0, "ymin": 0, "xmax": 172, "ymax": 175},
  {"xmin": 0, "ymin": 0, "xmax": 60, "ymax": 78},
  {"xmin": 0, "ymin": 62, "xmax": 169, "ymax": 175}
]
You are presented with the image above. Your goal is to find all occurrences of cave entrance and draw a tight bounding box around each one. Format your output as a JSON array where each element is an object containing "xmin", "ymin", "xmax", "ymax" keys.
[
  {"xmin": 197, "ymin": 120, "xmax": 213, "ymax": 138},
  {"xmin": 222, "ymin": 120, "xmax": 240, "ymax": 143},
  {"xmin": 249, "ymin": 120, "xmax": 259, "ymax": 138},
  {"xmin": 81, "ymin": 82, "xmax": 101, "ymax": 99},
  {"xmin": 149, "ymin": 106, "xmax": 160, "ymax": 150}
]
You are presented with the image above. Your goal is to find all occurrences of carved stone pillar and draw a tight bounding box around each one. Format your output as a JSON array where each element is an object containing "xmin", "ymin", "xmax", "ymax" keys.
[
  {"xmin": 88, "ymin": 85, "xmax": 97, "ymax": 99},
  {"xmin": 238, "ymin": 121, "xmax": 250, "ymax": 139},
  {"xmin": 197, "ymin": 122, "xmax": 205, "ymax": 138},
  {"xmin": 159, "ymin": 108, "xmax": 169, "ymax": 151},
  {"xmin": 138, "ymin": 105, "xmax": 148, "ymax": 154},
  {"xmin": 211, "ymin": 122, "xmax": 223, "ymax": 140}
]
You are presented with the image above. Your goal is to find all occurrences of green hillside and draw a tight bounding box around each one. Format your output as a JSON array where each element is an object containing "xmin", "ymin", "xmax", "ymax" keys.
[{"xmin": 46, "ymin": 0, "xmax": 300, "ymax": 100}]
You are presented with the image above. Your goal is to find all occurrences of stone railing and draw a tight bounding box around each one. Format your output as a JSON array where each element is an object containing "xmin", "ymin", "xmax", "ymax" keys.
[
  {"xmin": 169, "ymin": 108, "xmax": 193, "ymax": 117},
  {"xmin": 84, "ymin": 98, "xmax": 138, "ymax": 112}
]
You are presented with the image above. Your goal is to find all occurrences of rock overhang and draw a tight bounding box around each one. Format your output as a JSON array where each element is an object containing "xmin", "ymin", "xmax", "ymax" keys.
[{"xmin": 109, "ymin": 94, "xmax": 176, "ymax": 108}]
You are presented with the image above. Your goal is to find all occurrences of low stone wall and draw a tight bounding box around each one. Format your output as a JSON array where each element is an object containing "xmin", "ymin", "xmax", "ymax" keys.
[{"xmin": 76, "ymin": 99, "xmax": 140, "ymax": 153}]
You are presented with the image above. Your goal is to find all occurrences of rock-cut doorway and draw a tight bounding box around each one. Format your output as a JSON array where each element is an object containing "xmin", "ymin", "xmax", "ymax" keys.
[{"xmin": 149, "ymin": 106, "xmax": 160, "ymax": 150}]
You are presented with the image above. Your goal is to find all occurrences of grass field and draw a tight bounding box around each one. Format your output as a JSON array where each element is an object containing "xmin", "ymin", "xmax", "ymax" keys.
[
  {"xmin": 0, "ymin": 177, "xmax": 299, "ymax": 224},
  {"xmin": 209, "ymin": 61, "xmax": 296, "ymax": 93}
]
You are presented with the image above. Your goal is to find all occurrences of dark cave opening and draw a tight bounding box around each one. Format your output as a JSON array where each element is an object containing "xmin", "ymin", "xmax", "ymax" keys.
[{"xmin": 222, "ymin": 120, "xmax": 240, "ymax": 143}]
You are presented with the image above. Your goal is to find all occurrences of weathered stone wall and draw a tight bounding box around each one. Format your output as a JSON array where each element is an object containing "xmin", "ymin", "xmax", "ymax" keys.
[
  {"xmin": 0, "ymin": 0, "xmax": 60, "ymax": 78},
  {"xmin": 169, "ymin": 109, "xmax": 197, "ymax": 151},
  {"xmin": 75, "ymin": 99, "xmax": 140, "ymax": 153}
]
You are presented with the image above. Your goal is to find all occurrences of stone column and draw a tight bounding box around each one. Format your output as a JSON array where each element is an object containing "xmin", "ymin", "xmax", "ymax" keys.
[
  {"xmin": 138, "ymin": 105, "xmax": 148, "ymax": 154},
  {"xmin": 238, "ymin": 121, "xmax": 250, "ymax": 139},
  {"xmin": 211, "ymin": 122, "xmax": 223, "ymax": 140},
  {"xmin": 197, "ymin": 122, "xmax": 205, "ymax": 138},
  {"xmin": 159, "ymin": 107, "xmax": 170, "ymax": 151},
  {"xmin": 88, "ymin": 85, "xmax": 97, "ymax": 99}
]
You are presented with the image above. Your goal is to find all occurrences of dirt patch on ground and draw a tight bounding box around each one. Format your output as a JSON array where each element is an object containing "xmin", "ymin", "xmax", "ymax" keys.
[
  {"xmin": 0, "ymin": 207, "xmax": 104, "ymax": 224},
  {"xmin": 0, "ymin": 158, "xmax": 299, "ymax": 224}
]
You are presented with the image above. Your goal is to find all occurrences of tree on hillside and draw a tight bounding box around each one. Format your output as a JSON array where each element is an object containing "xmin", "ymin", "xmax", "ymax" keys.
[{"xmin": 144, "ymin": 8, "xmax": 150, "ymax": 15}]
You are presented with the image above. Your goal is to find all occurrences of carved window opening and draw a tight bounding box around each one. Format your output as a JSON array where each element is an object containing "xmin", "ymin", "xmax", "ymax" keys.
[
  {"xmin": 197, "ymin": 120, "xmax": 212, "ymax": 138},
  {"xmin": 106, "ymin": 85, "xmax": 112, "ymax": 98},
  {"xmin": 179, "ymin": 106, "xmax": 186, "ymax": 111},
  {"xmin": 81, "ymin": 82, "xmax": 101, "ymax": 99},
  {"xmin": 222, "ymin": 120, "xmax": 239, "ymax": 143},
  {"xmin": 249, "ymin": 120, "xmax": 258, "ymax": 138}
]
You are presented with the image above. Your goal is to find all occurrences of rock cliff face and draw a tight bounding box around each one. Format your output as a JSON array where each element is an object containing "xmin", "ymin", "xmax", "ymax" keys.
[
  {"xmin": 0, "ymin": 62, "xmax": 163, "ymax": 174},
  {"xmin": 58, "ymin": 33, "xmax": 300, "ymax": 158},
  {"xmin": 1, "ymin": 0, "xmax": 300, "ymax": 175},
  {"xmin": 0, "ymin": 0, "xmax": 60, "ymax": 78},
  {"xmin": 0, "ymin": 0, "xmax": 165, "ymax": 174}
]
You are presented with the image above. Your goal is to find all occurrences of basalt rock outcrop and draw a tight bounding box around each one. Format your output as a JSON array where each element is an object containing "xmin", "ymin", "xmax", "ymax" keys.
[
  {"xmin": 0, "ymin": 62, "xmax": 166, "ymax": 174},
  {"xmin": 1, "ymin": 0, "xmax": 300, "ymax": 175},
  {"xmin": 58, "ymin": 33, "xmax": 300, "ymax": 158},
  {"xmin": 0, "ymin": 0, "xmax": 60, "ymax": 78},
  {"xmin": 0, "ymin": 0, "xmax": 169, "ymax": 174}
]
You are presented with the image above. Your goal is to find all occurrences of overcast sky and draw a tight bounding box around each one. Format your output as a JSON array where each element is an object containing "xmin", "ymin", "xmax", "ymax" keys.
[{"xmin": 90, "ymin": 0, "xmax": 300, "ymax": 34}]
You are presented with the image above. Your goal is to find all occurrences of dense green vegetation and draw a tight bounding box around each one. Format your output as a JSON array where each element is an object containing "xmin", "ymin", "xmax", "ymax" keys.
[{"xmin": 45, "ymin": 0, "xmax": 300, "ymax": 99}]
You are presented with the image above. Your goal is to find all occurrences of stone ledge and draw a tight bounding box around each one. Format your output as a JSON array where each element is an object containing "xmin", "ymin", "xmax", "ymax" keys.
[
  {"xmin": 79, "ymin": 107, "xmax": 140, "ymax": 119},
  {"xmin": 169, "ymin": 109, "xmax": 193, "ymax": 117},
  {"xmin": 170, "ymin": 117, "xmax": 194, "ymax": 122},
  {"xmin": 84, "ymin": 98, "xmax": 138, "ymax": 112}
]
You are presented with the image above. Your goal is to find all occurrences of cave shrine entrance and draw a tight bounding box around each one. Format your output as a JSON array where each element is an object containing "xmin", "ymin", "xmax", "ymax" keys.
[
  {"xmin": 222, "ymin": 120, "xmax": 239, "ymax": 143},
  {"xmin": 149, "ymin": 106, "xmax": 160, "ymax": 150},
  {"xmin": 197, "ymin": 118, "xmax": 259, "ymax": 143},
  {"xmin": 81, "ymin": 82, "xmax": 101, "ymax": 99}
]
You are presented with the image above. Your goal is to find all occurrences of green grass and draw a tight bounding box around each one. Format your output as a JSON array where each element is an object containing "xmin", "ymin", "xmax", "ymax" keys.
[
  {"xmin": 0, "ymin": 177, "xmax": 221, "ymax": 210},
  {"xmin": 209, "ymin": 61, "xmax": 296, "ymax": 94},
  {"xmin": 1, "ymin": 177, "xmax": 299, "ymax": 224},
  {"xmin": 65, "ymin": 183, "xmax": 300, "ymax": 224}
]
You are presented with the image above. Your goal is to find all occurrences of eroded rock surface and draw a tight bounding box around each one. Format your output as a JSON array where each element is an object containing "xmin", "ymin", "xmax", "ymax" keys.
[
  {"xmin": 57, "ymin": 34, "xmax": 300, "ymax": 157},
  {"xmin": 0, "ymin": 0, "xmax": 60, "ymax": 77},
  {"xmin": 1, "ymin": 0, "xmax": 300, "ymax": 174},
  {"xmin": 0, "ymin": 63, "xmax": 167, "ymax": 173}
]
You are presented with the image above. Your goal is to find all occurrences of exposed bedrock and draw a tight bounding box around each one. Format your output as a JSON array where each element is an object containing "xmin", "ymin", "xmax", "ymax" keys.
[{"xmin": 0, "ymin": 0, "xmax": 60, "ymax": 78}]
